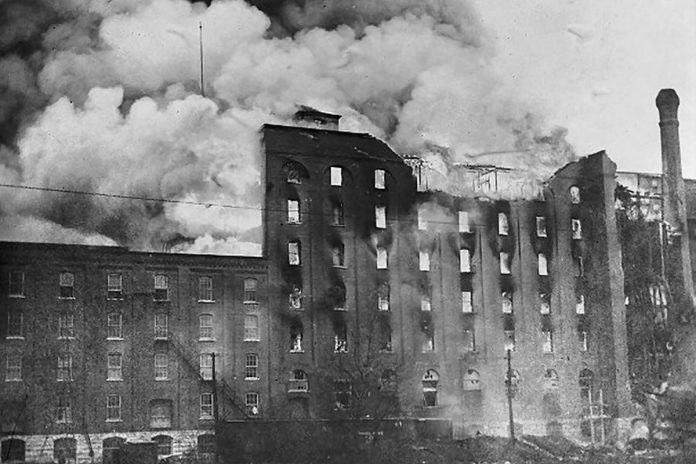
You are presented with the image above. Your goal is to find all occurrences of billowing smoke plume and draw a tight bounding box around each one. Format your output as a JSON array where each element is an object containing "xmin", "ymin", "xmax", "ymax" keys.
[{"xmin": 0, "ymin": 0, "xmax": 576, "ymax": 255}]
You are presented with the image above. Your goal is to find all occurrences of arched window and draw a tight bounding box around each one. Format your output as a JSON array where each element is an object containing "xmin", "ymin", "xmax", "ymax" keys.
[
  {"xmin": 54, "ymin": 438, "xmax": 77, "ymax": 463},
  {"xmin": 152, "ymin": 435, "xmax": 172, "ymax": 456},
  {"xmin": 569, "ymin": 185, "xmax": 581, "ymax": 204},
  {"xmin": 462, "ymin": 369, "xmax": 481, "ymax": 391},
  {"xmin": 422, "ymin": 369, "xmax": 439, "ymax": 407},
  {"xmin": 2, "ymin": 439, "xmax": 26, "ymax": 463},
  {"xmin": 284, "ymin": 161, "xmax": 309, "ymax": 184},
  {"xmin": 102, "ymin": 437, "xmax": 125, "ymax": 464}
]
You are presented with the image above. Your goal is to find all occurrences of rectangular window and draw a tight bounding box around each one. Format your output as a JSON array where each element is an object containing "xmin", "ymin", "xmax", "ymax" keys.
[
  {"xmin": 498, "ymin": 212, "xmax": 509, "ymax": 236},
  {"xmin": 154, "ymin": 314, "xmax": 168, "ymax": 339},
  {"xmin": 289, "ymin": 287, "xmax": 303, "ymax": 310},
  {"xmin": 287, "ymin": 199, "xmax": 300, "ymax": 224},
  {"xmin": 6, "ymin": 354, "xmax": 21, "ymax": 381},
  {"xmin": 106, "ymin": 395, "xmax": 121, "ymax": 422},
  {"xmin": 7, "ymin": 312, "xmax": 22, "ymax": 338},
  {"xmin": 200, "ymin": 354, "xmax": 213, "ymax": 380},
  {"xmin": 107, "ymin": 273, "xmax": 123, "ymax": 299},
  {"xmin": 58, "ymin": 314, "xmax": 75, "ymax": 339},
  {"xmin": 419, "ymin": 251, "xmax": 430, "ymax": 271},
  {"xmin": 332, "ymin": 201, "xmax": 344, "ymax": 226},
  {"xmin": 333, "ymin": 380, "xmax": 351, "ymax": 409},
  {"xmin": 421, "ymin": 295, "xmax": 432, "ymax": 312},
  {"xmin": 417, "ymin": 207, "xmax": 427, "ymax": 230},
  {"xmin": 330, "ymin": 167, "xmax": 342, "ymax": 186},
  {"xmin": 57, "ymin": 355, "xmax": 73, "ymax": 382},
  {"xmin": 571, "ymin": 218, "xmax": 582, "ymax": 239},
  {"xmin": 198, "ymin": 276, "xmax": 213, "ymax": 302},
  {"xmin": 245, "ymin": 353, "xmax": 258, "ymax": 379},
  {"xmin": 579, "ymin": 330, "xmax": 588, "ymax": 352},
  {"xmin": 8, "ymin": 271, "xmax": 24, "ymax": 297},
  {"xmin": 500, "ymin": 252, "xmax": 511, "ymax": 274},
  {"xmin": 107, "ymin": 313, "xmax": 123, "ymax": 339},
  {"xmin": 422, "ymin": 333, "xmax": 435, "ymax": 353},
  {"xmin": 291, "ymin": 325, "xmax": 303, "ymax": 352},
  {"xmin": 334, "ymin": 325, "xmax": 348, "ymax": 353},
  {"xmin": 56, "ymin": 396, "xmax": 72, "ymax": 423},
  {"xmin": 575, "ymin": 256, "xmax": 584, "ymax": 277},
  {"xmin": 463, "ymin": 329, "xmax": 475, "ymax": 352},
  {"xmin": 377, "ymin": 284, "xmax": 390, "ymax": 311},
  {"xmin": 460, "ymin": 249, "xmax": 471, "ymax": 273},
  {"xmin": 199, "ymin": 314, "xmax": 213, "ymax": 340},
  {"xmin": 503, "ymin": 330, "xmax": 516, "ymax": 352},
  {"xmin": 244, "ymin": 315, "xmax": 259, "ymax": 341},
  {"xmin": 200, "ymin": 393, "xmax": 214, "ymax": 419},
  {"xmin": 59, "ymin": 272, "xmax": 74, "ymax": 299},
  {"xmin": 288, "ymin": 241, "xmax": 301, "ymax": 266},
  {"xmin": 375, "ymin": 169, "xmax": 386, "ymax": 189},
  {"xmin": 244, "ymin": 278, "xmax": 257, "ymax": 303},
  {"xmin": 462, "ymin": 291, "xmax": 473, "ymax": 313},
  {"xmin": 245, "ymin": 392, "xmax": 259, "ymax": 416},
  {"xmin": 153, "ymin": 274, "xmax": 169, "ymax": 301},
  {"xmin": 576, "ymin": 294, "xmax": 585, "ymax": 315},
  {"xmin": 375, "ymin": 206, "xmax": 386, "ymax": 229},
  {"xmin": 458, "ymin": 211, "xmax": 471, "ymax": 233},
  {"xmin": 378, "ymin": 317, "xmax": 392, "ymax": 352},
  {"xmin": 376, "ymin": 247, "xmax": 388, "ymax": 269},
  {"xmin": 150, "ymin": 400, "xmax": 172, "ymax": 429},
  {"xmin": 107, "ymin": 353, "xmax": 123, "ymax": 381},
  {"xmin": 542, "ymin": 330, "xmax": 554, "ymax": 353},
  {"xmin": 332, "ymin": 244, "xmax": 345, "ymax": 267},
  {"xmin": 538, "ymin": 253, "xmax": 548, "ymax": 276},
  {"xmin": 502, "ymin": 291, "xmax": 513, "ymax": 314},
  {"xmin": 536, "ymin": 216, "xmax": 547, "ymax": 237},
  {"xmin": 540, "ymin": 293, "xmax": 551, "ymax": 314},
  {"xmin": 154, "ymin": 353, "xmax": 168, "ymax": 380}
]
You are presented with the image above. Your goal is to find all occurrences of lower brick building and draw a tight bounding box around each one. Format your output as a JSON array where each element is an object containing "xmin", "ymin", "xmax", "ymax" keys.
[{"xmin": 0, "ymin": 112, "xmax": 631, "ymax": 463}]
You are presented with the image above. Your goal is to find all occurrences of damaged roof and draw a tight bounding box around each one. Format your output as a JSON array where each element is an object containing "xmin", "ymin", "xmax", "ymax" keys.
[{"xmin": 262, "ymin": 123, "xmax": 405, "ymax": 165}]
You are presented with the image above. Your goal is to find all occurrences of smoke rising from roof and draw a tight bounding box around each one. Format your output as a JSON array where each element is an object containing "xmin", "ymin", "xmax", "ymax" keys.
[{"xmin": 0, "ymin": 0, "xmax": 576, "ymax": 254}]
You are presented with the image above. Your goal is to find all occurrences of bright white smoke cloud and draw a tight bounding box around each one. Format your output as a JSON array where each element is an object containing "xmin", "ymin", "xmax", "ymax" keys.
[{"xmin": 0, "ymin": 0, "xmax": 576, "ymax": 255}]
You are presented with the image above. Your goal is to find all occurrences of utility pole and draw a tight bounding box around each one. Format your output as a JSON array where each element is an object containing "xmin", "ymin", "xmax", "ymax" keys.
[{"xmin": 505, "ymin": 349, "xmax": 515, "ymax": 443}]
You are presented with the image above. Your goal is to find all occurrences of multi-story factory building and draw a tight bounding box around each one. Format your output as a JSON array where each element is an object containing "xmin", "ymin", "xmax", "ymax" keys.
[{"xmin": 1, "ymin": 108, "xmax": 633, "ymax": 463}]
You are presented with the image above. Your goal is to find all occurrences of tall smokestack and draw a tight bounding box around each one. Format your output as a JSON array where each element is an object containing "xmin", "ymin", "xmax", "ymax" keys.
[{"xmin": 656, "ymin": 88, "xmax": 694, "ymax": 306}]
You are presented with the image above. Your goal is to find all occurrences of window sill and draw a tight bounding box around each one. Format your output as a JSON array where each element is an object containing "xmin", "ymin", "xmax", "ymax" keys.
[
  {"xmin": 245, "ymin": 377, "xmax": 259, "ymax": 381},
  {"xmin": 8, "ymin": 295, "xmax": 25, "ymax": 299},
  {"xmin": 106, "ymin": 419, "xmax": 123, "ymax": 423},
  {"xmin": 290, "ymin": 350, "xmax": 304, "ymax": 354},
  {"xmin": 107, "ymin": 379, "xmax": 123, "ymax": 382},
  {"xmin": 199, "ymin": 338, "xmax": 216, "ymax": 342},
  {"xmin": 5, "ymin": 336, "xmax": 24, "ymax": 340},
  {"xmin": 332, "ymin": 265, "xmax": 347, "ymax": 270},
  {"xmin": 155, "ymin": 378, "xmax": 170, "ymax": 382},
  {"xmin": 58, "ymin": 337, "xmax": 76, "ymax": 340},
  {"xmin": 199, "ymin": 416, "xmax": 214, "ymax": 421},
  {"xmin": 287, "ymin": 221, "xmax": 302, "ymax": 225},
  {"xmin": 244, "ymin": 339, "xmax": 260, "ymax": 343},
  {"xmin": 107, "ymin": 297, "xmax": 124, "ymax": 301},
  {"xmin": 57, "ymin": 379, "xmax": 74, "ymax": 382},
  {"xmin": 331, "ymin": 224, "xmax": 345, "ymax": 228},
  {"xmin": 58, "ymin": 296, "xmax": 76, "ymax": 300},
  {"xmin": 5, "ymin": 379, "xmax": 22, "ymax": 382},
  {"xmin": 155, "ymin": 337, "xmax": 169, "ymax": 341},
  {"xmin": 243, "ymin": 301, "xmax": 258, "ymax": 305},
  {"xmin": 153, "ymin": 300, "xmax": 170, "ymax": 302},
  {"xmin": 107, "ymin": 337, "xmax": 124, "ymax": 341},
  {"xmin": 198, "ymin": 300, "xmax": 215, "ymax": 304}
]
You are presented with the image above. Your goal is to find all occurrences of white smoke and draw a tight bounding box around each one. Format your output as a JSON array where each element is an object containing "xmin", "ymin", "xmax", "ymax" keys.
[{"xmin": 0, "ymin": 0, "xmax": 577, "ymax": 255}]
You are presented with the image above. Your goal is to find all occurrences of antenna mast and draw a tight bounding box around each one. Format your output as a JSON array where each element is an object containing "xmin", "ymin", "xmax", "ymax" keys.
[{"xmin": 199, "ymin": 21, "xmax": 205, "ymax": 97}]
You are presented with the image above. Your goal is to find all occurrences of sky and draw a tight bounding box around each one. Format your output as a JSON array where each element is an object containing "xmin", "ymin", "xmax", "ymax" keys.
[
  {"xmin": 0, "ymin": 0, "xmax": 694, "ymax": 252},
  {"xmin": 472, "ymin": 0, "xmax": 696, "ymax": 176}
]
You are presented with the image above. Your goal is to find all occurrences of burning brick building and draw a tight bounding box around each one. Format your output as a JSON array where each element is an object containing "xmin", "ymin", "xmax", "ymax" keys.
[{"xmin": 0, "ymin": 108, "xmax": 633, "ymax": 462}]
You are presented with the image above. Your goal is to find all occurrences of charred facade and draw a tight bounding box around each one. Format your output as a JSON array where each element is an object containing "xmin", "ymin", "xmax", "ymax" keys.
[{"xmin": 0, "ymin": 114, "xmax": 631, "ymax": 462}]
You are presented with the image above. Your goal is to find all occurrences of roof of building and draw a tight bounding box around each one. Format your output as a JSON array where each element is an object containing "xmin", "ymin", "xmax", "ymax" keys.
[{"xmin": 262, "ymin": 123, "xmax": 405, "ymax": 165}]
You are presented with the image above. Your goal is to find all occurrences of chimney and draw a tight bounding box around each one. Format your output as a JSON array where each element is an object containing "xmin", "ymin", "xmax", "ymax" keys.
[{"xmin": 656, "ymin": 89, "xmax": 694, "ymax": 304}]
